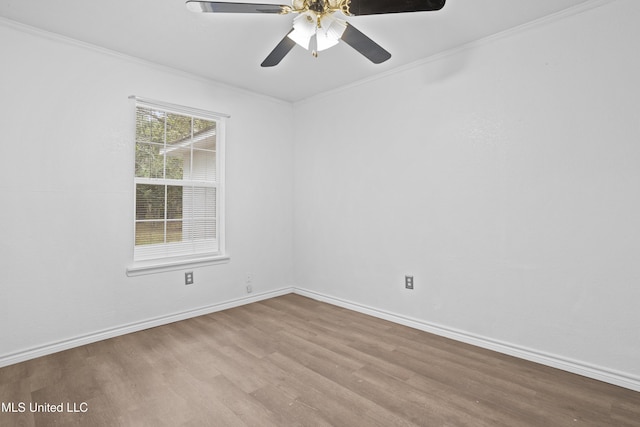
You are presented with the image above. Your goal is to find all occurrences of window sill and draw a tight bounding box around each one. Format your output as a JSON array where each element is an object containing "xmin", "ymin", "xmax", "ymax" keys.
[{"xmin": 126, "ymin": 254, "xmax": 230, "ymax": 277}]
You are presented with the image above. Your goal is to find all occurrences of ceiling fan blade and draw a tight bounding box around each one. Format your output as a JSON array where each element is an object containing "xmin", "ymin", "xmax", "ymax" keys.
[
  {"xmin": 340, "ymin": 23, "xmax": 391, "ymax": 64},
  {"xmin": 186, "ymin": 1, "xmax": 289, "ymax": 14},
  {"xmin": 346, "ymin": 0, "xmax": 445, "ymax": 16},
  {"xmin": 261, "ymin": 30, "xmax": 297, "ymax": 67}
]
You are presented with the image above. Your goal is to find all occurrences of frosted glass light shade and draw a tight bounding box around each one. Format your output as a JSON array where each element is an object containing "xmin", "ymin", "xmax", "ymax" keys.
[
  {"xmin": 316, "ymin": 16, "xmax": 347, "ymax": 51},
  {"xmin": 287, "ymin": 12, "xmax": 316, "ymax": 50},
  {"xmin": 287, "ymin": 12, "xmax": 347, "ymax": 52}
]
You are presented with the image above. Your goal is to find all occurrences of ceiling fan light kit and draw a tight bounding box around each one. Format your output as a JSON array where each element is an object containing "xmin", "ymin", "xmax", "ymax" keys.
[
  {"xmin": 289, "ymin": 11, "xmax": 348, "ymax": 52},
  {"xmin": 186, "ymin": 0, "xmax": 445, "ymax": 66}
]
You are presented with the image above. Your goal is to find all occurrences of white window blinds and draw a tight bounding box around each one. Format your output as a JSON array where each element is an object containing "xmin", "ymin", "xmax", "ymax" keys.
[{"xmin": 131, "ymin": 97, "xmax": 227, "ymax": 262}]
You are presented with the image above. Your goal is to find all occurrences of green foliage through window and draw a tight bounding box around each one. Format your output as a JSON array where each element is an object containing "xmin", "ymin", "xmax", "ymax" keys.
[{"xmin": 134, "ymin": 105, "xmax": 217, "ymax": 248}]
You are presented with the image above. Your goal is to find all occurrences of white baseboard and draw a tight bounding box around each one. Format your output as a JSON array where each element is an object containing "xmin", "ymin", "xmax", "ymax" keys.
[
  {"xmin": 0, "ymin": 287, "xmax": 294, "ymax": 368},
  {"xmin": 293, "ymin": 287, "xmax": 640, "ymax": 392},
  {"xmin": 3, "ymin": 285, "xmax": 638, "ymax": 393}
]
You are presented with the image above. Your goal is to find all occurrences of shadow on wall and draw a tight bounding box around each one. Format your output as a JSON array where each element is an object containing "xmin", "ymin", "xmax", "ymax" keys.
[{"xmin": 420, "ymin": 47, "xmax": 470, "ymax": 86}]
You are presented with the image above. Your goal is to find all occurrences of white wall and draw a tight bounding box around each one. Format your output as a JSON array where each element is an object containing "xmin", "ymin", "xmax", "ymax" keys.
[
  {"xmin": 2, "ymin": 0, "xmax": 639, "ymax": 391},
  {"xmin": 0, "ymin": 20, "xmax": 294, "ymax": 360},
  {"xmin": 293, "ymin": 0, "xmax": 640, "ymax": 385}
]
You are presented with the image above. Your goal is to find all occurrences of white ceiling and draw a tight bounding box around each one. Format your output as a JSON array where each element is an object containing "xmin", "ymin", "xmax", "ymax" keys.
[{"xmin": 1, "ymin": 0, "xmax": 593, "ymax": 102}]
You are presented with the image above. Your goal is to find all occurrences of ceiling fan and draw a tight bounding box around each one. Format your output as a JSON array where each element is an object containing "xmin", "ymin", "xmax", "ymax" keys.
[{"xmin": 186, "ymin": 0, "xmax": 446, "ymax": 67}]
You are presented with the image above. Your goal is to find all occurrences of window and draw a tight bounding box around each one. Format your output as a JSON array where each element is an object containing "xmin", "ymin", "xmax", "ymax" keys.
[{"xmin": 129, "ymin": 97, "xmax": 227, "ymax": 270}]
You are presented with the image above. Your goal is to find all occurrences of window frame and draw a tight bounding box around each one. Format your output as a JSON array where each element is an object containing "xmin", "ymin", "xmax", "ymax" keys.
[{"xmin": 126, "ymin": 96, "xmax": 229, "ymax": 276}]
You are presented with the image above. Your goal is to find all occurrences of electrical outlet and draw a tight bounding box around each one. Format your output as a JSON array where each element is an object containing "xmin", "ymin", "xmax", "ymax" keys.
[
  {"xmin": 245, "ymin": 273, "xmax": 253, "ymax": 293},
  {"xmin": 185, "ymin": 272, "xmax": 194, "ymax": 285},
  {"xmin": 405, "ymin": 275, "xmax": 414, "ymax": 290}
]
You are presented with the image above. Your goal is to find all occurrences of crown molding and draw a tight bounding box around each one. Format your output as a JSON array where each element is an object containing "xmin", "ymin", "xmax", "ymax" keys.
[
  {"xmin": 294, "ymin": 0, "xmax": 617, "ymax": 106},
  {"xmin": 0, "ymin": 16, "xmax": 291, "ymax": 107}
]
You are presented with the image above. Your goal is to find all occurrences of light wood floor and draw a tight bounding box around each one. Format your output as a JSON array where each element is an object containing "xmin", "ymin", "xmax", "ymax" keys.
[{"xmin": 1, "ymin": 294, "xmax": 638, "ymax": 426}]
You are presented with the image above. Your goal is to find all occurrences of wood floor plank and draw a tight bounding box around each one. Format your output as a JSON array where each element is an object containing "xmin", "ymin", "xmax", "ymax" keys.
[
  {"xmin": 1, "ymin": 294, "xmax": 638, "ymax": 426},
  {"xmin": 266, "ymin": 351, "xmax": 416, "ymax": 427},
  {"xmin": 250, "ymin": 383, "xmax": 334, "ymax": 427},
  {"xmin": 353, "ymin": 364, "xmax": 512, "ymax": 427}
]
